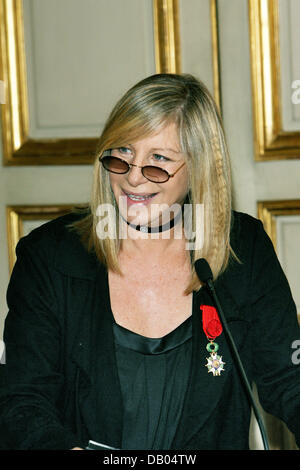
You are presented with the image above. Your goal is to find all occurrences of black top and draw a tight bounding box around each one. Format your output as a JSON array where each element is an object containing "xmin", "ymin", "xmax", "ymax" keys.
[
  {"xmin": 113, "ymin": 316, "xmax": 193, "ymax": 450},
  {"xmin": 0, "ymin": 210, "xmax": 299, "ymax": 450}
]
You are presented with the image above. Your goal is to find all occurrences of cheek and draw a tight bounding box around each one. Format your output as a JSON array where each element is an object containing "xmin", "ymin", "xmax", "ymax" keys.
[
  {"xmin": 109, "ymin": 174, "xmax": 122, "ymax": 193},
  {"xmin": 171, "ymin": 172, "xmax": 189, "ymax": 200},
  {"xmin": 181, "ymin": 174, "xmax": 189, "ymax": 195}
]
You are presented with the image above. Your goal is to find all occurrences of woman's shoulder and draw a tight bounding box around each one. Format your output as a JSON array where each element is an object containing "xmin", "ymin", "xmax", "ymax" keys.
[
  {"xmin": 231, "ymin": 210, "xmax": 263, "ymax": 234},
  {"xmin": 230, "ymin": 210, "xmax": 273, "ymax": 260},
  {"xmin": 230, "ymin": 210, "xmax": 266, "ymax": 244},
  {"xmin": 14, "ymin": 208, "xmax": 98, "ymax": 279},
  {"xmin": 17, "ymin": 209, "xmax": 86, "ymax": 250}
]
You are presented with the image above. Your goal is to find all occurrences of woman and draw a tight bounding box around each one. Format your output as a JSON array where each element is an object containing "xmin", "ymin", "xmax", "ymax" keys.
[{"xmin": 0, "ymin": 74, "xmax": 299, "ymax": 450}]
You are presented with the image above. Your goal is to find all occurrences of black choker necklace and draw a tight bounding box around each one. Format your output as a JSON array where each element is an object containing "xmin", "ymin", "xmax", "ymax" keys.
[{"xmin": 122, "ymin": 209, "xmax": 182, "ymax": 233}]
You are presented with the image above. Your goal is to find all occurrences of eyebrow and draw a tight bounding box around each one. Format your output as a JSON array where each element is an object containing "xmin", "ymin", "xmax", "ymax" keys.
[
  {"xmin": 150, "ymin": 147, "xmax": 181, "ymax": 154},
  {"xmin": 123, "ymin": 143, "xmax": 182, "ymax": 155}
]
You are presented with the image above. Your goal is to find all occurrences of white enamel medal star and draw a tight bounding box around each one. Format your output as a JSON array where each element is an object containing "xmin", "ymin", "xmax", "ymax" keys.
[{"xmin": 205, "ymin": 351, "xmax": 225, "ymax": 376}]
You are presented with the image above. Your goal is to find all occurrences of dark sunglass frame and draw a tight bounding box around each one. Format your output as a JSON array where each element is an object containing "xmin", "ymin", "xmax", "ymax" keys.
[{"xmin": 99, "ymin": 155, "xmax": 185, "ymax": 183}]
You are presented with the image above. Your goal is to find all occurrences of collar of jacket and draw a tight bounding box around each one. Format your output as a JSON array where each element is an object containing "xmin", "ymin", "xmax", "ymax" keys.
[{"xmin": 52, "ymin": 214, "xmax": 100, "ymax": 280}]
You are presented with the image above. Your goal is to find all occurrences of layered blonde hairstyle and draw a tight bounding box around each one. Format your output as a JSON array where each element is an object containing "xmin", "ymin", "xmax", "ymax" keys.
[{"xmin": 70, "ymin": 73, "xmax": 234, "ymax": 294}]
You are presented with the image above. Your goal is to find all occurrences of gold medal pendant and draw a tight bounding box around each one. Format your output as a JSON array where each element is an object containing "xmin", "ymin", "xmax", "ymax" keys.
[{"xmin": 205, "ymin": 341, "xmax": 225, "ymax": 376}]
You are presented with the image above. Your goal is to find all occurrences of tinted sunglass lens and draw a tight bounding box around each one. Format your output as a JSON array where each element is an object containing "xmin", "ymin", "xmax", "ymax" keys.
[
  {"xmin": 102, "ymin": 156, "xmax": 128, "ymax": 173},
  {"xmin": 143, "ymin": 166, "xmax": 169, "ymax": 183},
  {"xmin": 101, "ymin": 156, "xmax": 169, "ymax": 182}
]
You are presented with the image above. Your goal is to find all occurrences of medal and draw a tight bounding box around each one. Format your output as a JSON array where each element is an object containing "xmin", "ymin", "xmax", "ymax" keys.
[
  {"xmin": 205, "ymin": 342, "xmax": 225, "ymax": 376},
  {"xmin": 200, "ymin": 305, "xmax": 225, "ymax": 376}
]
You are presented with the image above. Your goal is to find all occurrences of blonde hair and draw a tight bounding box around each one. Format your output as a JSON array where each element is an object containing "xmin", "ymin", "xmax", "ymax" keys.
[{"xmin": 70, "ymin": 73, "xmax": 235, "ymax": 294}]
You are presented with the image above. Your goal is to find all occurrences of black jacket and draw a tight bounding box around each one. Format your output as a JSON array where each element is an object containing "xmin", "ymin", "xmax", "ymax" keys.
[{"xmin": 0, "ymin": 210, "xmax": 299, "ymax": 450}]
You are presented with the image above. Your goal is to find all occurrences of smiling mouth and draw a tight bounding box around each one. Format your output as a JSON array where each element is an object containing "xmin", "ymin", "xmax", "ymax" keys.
[{"xmin": 122, "ymin": 190, "xmax": 158, "ymax": 201}]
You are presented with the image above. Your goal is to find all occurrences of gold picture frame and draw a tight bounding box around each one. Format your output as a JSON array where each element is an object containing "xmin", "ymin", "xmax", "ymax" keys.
[
  {"xmin": 257, "ymin": 199, "xmax": 300, "ymax": 248},
  {"xmin": 153, "ymin": 0, "xmax": 221, "ymax": 112},
  {"xmin": 257, "ymin": 199, "xmax": 300, "ymax": 324},
  {"xmin": 153, "ymin": 0, "xmax": 181, "ymax": 74},
  {"xmin": 6, "ymin": 204, "xmax": 83, "ymax": 272},
  {"xmin": 0, "ymin": 0, "xmax": 181, "ymax": 165},
  {"xmin": 249, "ymin": 0, "xmax": 300, "ymax": 161},
  {"xmin": 210, "ymin": 0, "xmax": 222, "ymax": 115},
  {"xmin": 0, "ymin": 0, "xmax": 98, "ymax": 165}
]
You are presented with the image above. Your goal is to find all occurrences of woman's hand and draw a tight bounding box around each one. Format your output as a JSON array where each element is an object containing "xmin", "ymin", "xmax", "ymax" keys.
[{"xmin": 71, "ymin": 447, "xmax": 84, "ymax": 450}]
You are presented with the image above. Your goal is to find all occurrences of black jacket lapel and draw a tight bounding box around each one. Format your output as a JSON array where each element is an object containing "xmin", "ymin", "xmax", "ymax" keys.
[
  {"xmin": 70, "ymin": 264, "xmax": 123, "ymax": 449},
  {"xmin": 171, "ymin": 284, "xmax": 250, "ymax": 449}
]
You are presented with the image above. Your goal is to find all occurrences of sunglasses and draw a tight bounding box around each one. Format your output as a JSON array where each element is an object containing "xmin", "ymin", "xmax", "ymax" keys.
[{"xmin": 100, "ymin": 154, "xmax": 186, "ymax": 183}]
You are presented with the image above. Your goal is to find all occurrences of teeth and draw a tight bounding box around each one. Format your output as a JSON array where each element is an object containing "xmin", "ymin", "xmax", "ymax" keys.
[{"xmin": 127, "ymin": 193, "xmax": 154, "ymax": 201}]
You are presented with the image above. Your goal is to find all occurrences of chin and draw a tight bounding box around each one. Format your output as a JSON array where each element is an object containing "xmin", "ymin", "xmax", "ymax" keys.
[{"xmin": 137, "ymin": 203, "xmax": 181, "ymax": 228}]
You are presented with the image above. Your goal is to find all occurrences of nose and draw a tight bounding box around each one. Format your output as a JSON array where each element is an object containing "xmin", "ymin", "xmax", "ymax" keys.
[{"xmin": 125, "ymin": 160, "xmax": 148, "ymax": 187}]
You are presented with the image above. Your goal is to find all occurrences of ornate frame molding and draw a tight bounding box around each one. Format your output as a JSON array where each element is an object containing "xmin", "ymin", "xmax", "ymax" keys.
[
  {"xmin": 249, "ymin": 0, "xmax": 300, "ymax": 161},
  {"xmin": 0, "ymin": 0, "xmax": 98, "ymax": 165},
  {"xmin": 210, "ymin": 0, "xmax": 222, "ymax": 114},
  {"xmin": 153, "ymin": 0, "xmax": 181, "ymax": 74},
  {"xmin": 257, "ymin": 199, "xmax": 300, "ymax": 249}
]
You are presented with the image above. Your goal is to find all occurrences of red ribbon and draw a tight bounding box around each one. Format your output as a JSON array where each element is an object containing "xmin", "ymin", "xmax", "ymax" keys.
[{"xmin": 200, "ymin": 304, "xmax": 223, "ymax": 340}]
